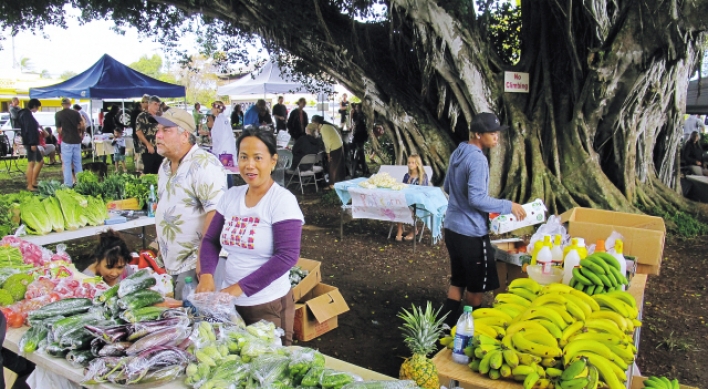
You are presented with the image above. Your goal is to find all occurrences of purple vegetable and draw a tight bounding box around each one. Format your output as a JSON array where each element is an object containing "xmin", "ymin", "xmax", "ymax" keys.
[
  {"xmin": 125, "ymin": 346, "xmax": 193, "ymax": 383},
  {"xmin": 84, "ymin": 324, "xmax": 129, "ymax": 343},
  {"xmin": 126, "ymin": 317, "xmax": 188, "ymax": 341},
  {"xmin": 125, "ymin": 326, "xmax": 189, "ymax": 356},
  {"xmin": 98, "ymin": 342, "xmax": 133, "ymax": 357},
  {"xmin": 90, "ymin": 338, "xmax": 106, "ymax": 357}
]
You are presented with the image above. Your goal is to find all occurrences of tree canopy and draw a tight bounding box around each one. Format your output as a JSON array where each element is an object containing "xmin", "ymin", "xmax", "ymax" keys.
[{"xmin": 2, "ymin": 0, "xmax": 707, "ymax": 214}]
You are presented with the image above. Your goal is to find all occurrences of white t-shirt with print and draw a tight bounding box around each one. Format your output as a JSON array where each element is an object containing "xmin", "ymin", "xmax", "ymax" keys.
[
  {"xmin": 217, "ymin": 183, "xmax": 304, "ymax": 306},
  {"xmin": 156, "ymin": 144, "xmax": 227, "ymax": 275}
]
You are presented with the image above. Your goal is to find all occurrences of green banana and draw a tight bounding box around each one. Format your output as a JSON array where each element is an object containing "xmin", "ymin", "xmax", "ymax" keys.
[
  {"xmin": 597, "ymin": 274, "xmax": 613, "ymax": 288},
  {"xmin": 579, "ymin": 258, "xmax": 606, "ymax": 275},
  {"xmin": 592, "ymin": 252, "xmax": 622, "ymax": 271},
  {"xmin": 561, "ymin": 357, "xmax": 587, "ymax": 380},
  {"xmin": 586, "ymin": 255, "xmax": 612, "ymax": 274},
  {"xmin": 572, "ymin": 267, "xmax": 593, "ymax": 285},
  {"xmin": 468, "ymin": 359, "xmax": 481, "ymax": 372},
  {"xmin": 488, "ymin": 368, "xmax": 501, "ymax": 380},
  {"xmin": 560, "ymin": 377, "xmax": 590, "ymax": 389},
  {"xmin": 522, "ymin": 372, "xmax": 540, "ymax": 389},
  {"xmin": 489, "ymin": 349, "xmax": 504, "ymax": 370},
  {"xmin": 585, "ymin": 284, "xmax": 596, "ymax": 295},
  {"xmin": 579, "ymin": 266, "xmax": 603, "ymax": 285},
  {"xmin": 478, "ymin": 349, "xmax": 494, "ymax": 374},
  {"xmin": 502, "ymin": 349, "xmax": 519, "ymax": 368}
]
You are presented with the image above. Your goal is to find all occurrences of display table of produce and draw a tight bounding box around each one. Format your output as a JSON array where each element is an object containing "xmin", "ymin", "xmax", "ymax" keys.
[
  {"xmin": 3, "ymin": 325, "xmax": 393, "ymax": 388},
  {"xmin": 433, "ymin": 273, "xmax": 649, "ymax": 389},
  {"xmin": 21, "ymin": 216, "xmax": 155, "ymax": 247}
]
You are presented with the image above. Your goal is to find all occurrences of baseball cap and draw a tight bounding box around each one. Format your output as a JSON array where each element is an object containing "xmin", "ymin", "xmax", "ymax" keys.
[
  {"xmin": 471, "ymin": 112, "xmax": 508, "ymax": 133},
  {"xmin": 61, "ymin": 98, "xmax": 71, "ymax": 105},
  {"xmin": 152, "ymin": 108, "xmax": 196, "ymax": 132},
  {"xmin": 311, "ymin": 115, "xmax": 324, "ymax": 124}
]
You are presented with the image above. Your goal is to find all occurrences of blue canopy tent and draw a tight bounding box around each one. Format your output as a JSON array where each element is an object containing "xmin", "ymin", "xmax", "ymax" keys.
[{"xmin": 29, "ymin": 54, "xmax": 185, "ymax": 99}]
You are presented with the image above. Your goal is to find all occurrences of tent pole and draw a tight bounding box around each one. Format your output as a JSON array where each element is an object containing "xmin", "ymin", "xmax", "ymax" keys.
[{"xmin": 90, "ymin": 99, "xmax": 95, "ymax": 162}]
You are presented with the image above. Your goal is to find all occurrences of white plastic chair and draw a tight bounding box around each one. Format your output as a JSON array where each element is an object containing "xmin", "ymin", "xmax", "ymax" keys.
[
  {"xmin": 274, "ymin": 149, "xmax": 293, "ymax": 186},
  {"xmin": 286, "ymin": 154, "xmax": 325, "ymax": 194},
  {"xmin": 276, "ymin": 131, "xmax": 291, "ymax": 149}
]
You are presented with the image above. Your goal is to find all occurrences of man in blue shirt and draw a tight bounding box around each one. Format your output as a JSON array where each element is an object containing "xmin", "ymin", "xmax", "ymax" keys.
[{"xmin": 442, "ymin": 112, "xmax": 526, "ymax": 325}]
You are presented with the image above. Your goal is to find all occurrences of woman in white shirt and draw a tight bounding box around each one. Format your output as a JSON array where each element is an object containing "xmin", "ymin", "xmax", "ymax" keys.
[
  {"xmin": 209, "ymin": 101, "xmax": 237, "ymax": 160},
  {"xmin": 196, "ymin": 129, "xmax": 304, "ymax": 345}
]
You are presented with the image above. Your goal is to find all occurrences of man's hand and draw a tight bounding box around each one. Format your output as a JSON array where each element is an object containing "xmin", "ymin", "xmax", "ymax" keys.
[
  {"xmin": 147, "ymin": 144, "xmax": 155, "ymax": 154},
  {"xmin": 195, "ymin": 274, "xmax": 215, "ymax": 293},
  {"xmin": 698, "ymin": 162, "xmax": 702, "ymax": 166},
  {"xmin": 221, "ymin": 283, "xmax": 243, "ymax": 297},
  {"xmin": 511, "ymin": 203, "xmax": 527, "ymax": 220},
  {"xmin": 30, "ymin": 146, "xmax": 37, "ymax": 151}
]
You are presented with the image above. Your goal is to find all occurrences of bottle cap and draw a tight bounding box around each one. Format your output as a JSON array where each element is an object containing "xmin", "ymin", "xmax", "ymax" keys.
[
  {"xmin": 463, "ymin": 306, "xmax": 473, "ymax": 313},
  {"xmin": 576, "ymin": 237, "xmax": 586, "ymax": 247},
  {"xmin": 184, "ymin": 276, "xmax": 193, "ymax": 283}
]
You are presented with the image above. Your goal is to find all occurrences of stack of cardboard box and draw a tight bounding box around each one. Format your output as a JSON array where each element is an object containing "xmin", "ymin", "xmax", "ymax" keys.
[{"xmin": 291, "ymin": 258, "xmax": 350, "ymax": 341}]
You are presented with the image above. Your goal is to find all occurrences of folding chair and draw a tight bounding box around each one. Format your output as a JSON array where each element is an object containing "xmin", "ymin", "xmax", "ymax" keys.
[
  {"xmin": 286, "ymin": 154, "xmax": 325, "ymax": 194},
  {"xmin": 274, "ymin": 149, "xmax": 293, "ymax": 186}
]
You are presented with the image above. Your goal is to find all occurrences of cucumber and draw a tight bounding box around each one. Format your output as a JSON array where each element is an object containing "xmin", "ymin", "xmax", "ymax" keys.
[
  {"xmin": 45, "ymin": 342, "xmax": 69, "ymax": 358},
  {"xmin": 117, "ymin": 289, "xmax": 164, "ymax": 311},
  {"xmin": 28, "ymin": 298, "xmax": 93, "ymax": 320},
  {"xmin": 51, "ymin": 312, "xmax": 102, "ymax": 342},
  {"xmin": 19, "ymin": 326, "xmax": 48, "ymax": 354},
  {"xmin": 120, "ymin": 306, "xmax": 168, "ymax": 323},
  {"xmin": 117, "ymin": 269, "xmax": 156, "ymax": 298},
  {"xmin": 67, "ymin": 349, "xmax": 95, "ymax": 368},
  {"xmin": 93, "ymin": 284, "xmax": 119, "ymax": 305}
]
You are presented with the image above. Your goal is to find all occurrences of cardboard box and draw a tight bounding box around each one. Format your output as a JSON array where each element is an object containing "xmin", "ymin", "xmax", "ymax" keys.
[
  {"xmin": 492, "ymin": 238, "xmax": 531, "ymax": 267},
  {"xmin": 490, "ymin": 199, "xmax": 546, "ymax": 234},
  {"xmin": 494, "ymin": 261, "xmax": 527, "ymax": 296},
  {"xmin": 291, "ymin": 258, "xmax": 322, "ymax": 302},
  {"xmin": 293, "ymin": 283, "xmax": 350, "ymax": 341},
  {"xmin": 560, "ymin": 208, "xmax": 666, "ymax": 275}
]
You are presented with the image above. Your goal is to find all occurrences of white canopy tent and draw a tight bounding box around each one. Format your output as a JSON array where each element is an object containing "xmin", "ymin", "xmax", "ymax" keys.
[{"xmin": 218, "ymin": 62, "xmax": 319, "ymax": 96}]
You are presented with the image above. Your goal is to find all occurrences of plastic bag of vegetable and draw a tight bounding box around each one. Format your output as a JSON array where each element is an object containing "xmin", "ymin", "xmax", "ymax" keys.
[
  {"xmin": 288, "ymin": 347, "xmax": 325, "ymax": 379},
  {"xmin": 250, "ymin": 354, "xmax": 291, "ymax": 385},
  {"xmin": 246, "ymin": 320, "xmax": 284, "ymax": 343},
  {"xmin": 125, "ymin": 322, "xmax": 191, "ymax": 355},
  {"xmin": 240, "ymin": 337, "xmax": 277, "ymax": 363},
  {"xmin": 123, "ymin": 346, "xmax": 193, "ymax": 384},
  {"xmin": 18, "ymin": 325, "xmax": 48, "ymax": 355},
  {"xmin": 183, "ymin": 291, "xmax": 245, "ymax": 326},
  {"xmin": 318, "ymin": 369, "xmax": 362, "ymax": 389}
]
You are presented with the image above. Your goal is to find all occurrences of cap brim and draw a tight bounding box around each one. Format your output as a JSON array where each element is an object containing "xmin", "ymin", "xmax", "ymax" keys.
[{"xmin": 152, "ymin": 114, "xmax": 178, "ymax": 128}]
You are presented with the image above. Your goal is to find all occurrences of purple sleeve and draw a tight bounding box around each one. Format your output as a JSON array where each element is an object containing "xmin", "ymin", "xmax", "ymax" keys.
[
  {"xmin": 199, "ymin": 212, "xmax": 225, "ymax": 276},
  {"xmin": 238, "ymin": 219, "xmax": 302, "ymax": 297}
]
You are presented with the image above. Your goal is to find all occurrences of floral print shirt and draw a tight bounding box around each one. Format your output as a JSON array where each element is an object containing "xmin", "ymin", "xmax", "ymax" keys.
[{"xmin": 156, "ymin": 144, "xmax": 228, "ymax": 275}]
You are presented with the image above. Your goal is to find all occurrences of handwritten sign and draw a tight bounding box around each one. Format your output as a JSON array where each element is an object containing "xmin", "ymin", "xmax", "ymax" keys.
[
  {"xmin": 348, "ymin": 187, "xmax": 414, "ymax": 224},
  {"xmin": 504, "ymin": 71, "xmax": 530, "ymax": 93}
]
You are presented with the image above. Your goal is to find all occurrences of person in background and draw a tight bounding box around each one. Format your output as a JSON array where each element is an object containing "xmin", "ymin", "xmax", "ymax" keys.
[
  {"xmin": 73, "ymin": 104, "xmax": 92, "ymax": 136},
  {"xmin": 395, "ymin": 154, "xmax": 429, "ymax": 241},
  {"xmin": 683, "ymin": 114, "xmax": 706, "ymax": 143},
  {"xmin": 339, "ymin": 93, "xmax": 350, "ymax": 132},
  {"xmin": 82, "ymin": 230, "xmax": 135, "ymax": 286},
  {"xmin": 683, "ymin": 131, "xmax": 706, "ymax": 176},
  {"xmin": 351, "ymin": 103, "xmax": 370, "ymax": 177},
  {"xmin": 292, "ymin": 123, "xmax": 324, "ymax": 171},
  {"xmin": 272, "ymin": 96, "xmax": 288, "ymax": 132},
  {"xmin": 160, "ymin": 102, "xmax": 170, "ymax": 113},
  {"xmin": 196, "ymin": 129, "xmax": 304, "ymax": 345},
  {"xmin": 102, "ymin": 105, "xmax": 125, "ymax": 165},
  {"xmin": 210, "ymin": 100, "xmax": 237, "ymax": 161},
  {"xmin": 18, "ymin": 99, "xmax": 42, "ymax": 191},
  {"xmin": 257, "ymin": 100, "xmax": 273, "ymax": 127},
  {"xmin": 441, "ymin": 112, "xmax": 527, "ymax": 327},
  {"xmin": 152, "ymin": 108, "xmax": 227, "ymax": 299},
  {"xmin": 43, "ymin": 127, "xmax": 59, "ymax": 165},
  {"xmin": 9, "ymin": 97, "xmax": 21, "ymax": 129},
  {"xmin": 231, "ymin": 104, "xmax": 244, "ymax": 129},
  {"xmin": 311, "ymin": 115, "xmax": 344, "ymax": 189},
  {"xmin": 113, "ymin": 128, "xmax": 128, "ymax": 174},
  {"xmin": 136, "ymin": 96, "xmax": 163, "ymax": 174},
  {"xmin": 131, "ymin": 95, "xmax": 149, "ymax": 175},
  {"xmin": 286, "ymin": 98, "xmax": 308, "ymax": 140},
  {"xmin": 56, "ymin": 98, "xmax": 84, "ymax": 187},
  {"xmin": 36, "ymin": 127, "xmax": 55, "ymax": 170},
  {"xmin": 193, "ymin": 103, "xmax": 204, "ymax": 128}
]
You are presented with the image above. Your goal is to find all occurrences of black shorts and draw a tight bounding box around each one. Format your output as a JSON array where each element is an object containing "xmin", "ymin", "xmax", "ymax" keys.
[
  {"xmin": 26, "ymin": 147, "xmax": 43, "ymax": 162},
  {"xmin": 444, "ymin": 229, "xmax": 500, "ymax": 293},
  {"xmin": 142, "ymin": 152, "xmax": 164, "ymax": 174}
]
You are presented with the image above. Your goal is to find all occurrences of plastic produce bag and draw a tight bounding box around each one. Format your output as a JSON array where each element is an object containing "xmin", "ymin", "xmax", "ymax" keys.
[
  {"xmin": 124, "ymin": 346, "xmax": 193, "ymax": 384},
  {"xmin": 240, "ymin": 337, "xmax": 277, "ymax": 362},
  {"xmin": 25, "ymin": 278, "xmax": 56, "ymax": 300},
  {"xmin": 250, "ymin": 354, "xmax": 291, "ymax": 385},
  {"xmin": 27, "ymin": 366, "xmax": 82, "ymax": 389},
  {"xmin": 246, "ymin": 319, "xmax": 284, "ymax": 343},
  {"xmin": 605, "ymin": 231, "xmax": 624, "ymax": 254},
  {"xmin": 288, "ymin": 347, "xmax": 325, "ymax": 378},
  {"xmin": 526, "ymin": 215, "xmax": 568, "ymax": 252},
  {"xmin": 319, "ymin": 369, "xmax": 363, "ymax": 389},
  {"xmin": 184, "ymin": 291, "xmax": 245, "ymax": 326},
  {"xmin": 50, "ymin": 244, "xmax": 72, "ymax": 263}
]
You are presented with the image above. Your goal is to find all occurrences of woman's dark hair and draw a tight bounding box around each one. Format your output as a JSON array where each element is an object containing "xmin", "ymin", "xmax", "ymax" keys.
[
  {"xmin": 237, "ymin": 129, "xmax": 277, "ymax": 156},
  {"xmin": 92, "ymin": 230, "xmax": 131, "ymax": 269},
  {"xmin": 109, "ymin": 105, "xmax": 120, "ymax": 114},
  {"xmin": 28, "ymin": 99, "xmax": 41, "ymax": 110},
  {"xmin": 691, "ymin": 131, "xmax": 700, "ymax": 142}
]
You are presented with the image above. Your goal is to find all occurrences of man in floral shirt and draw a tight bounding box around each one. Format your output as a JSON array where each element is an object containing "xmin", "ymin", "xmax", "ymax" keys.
[
  {"xmin": 136, "ymin": 95, "xmax": 164, "ymax": 174},
  {"xmin": 152, "ymin": 107, "xmax": 227, "ymax": 299}
]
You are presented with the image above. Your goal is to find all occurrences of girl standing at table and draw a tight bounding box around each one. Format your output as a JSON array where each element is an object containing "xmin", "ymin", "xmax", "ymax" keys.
[
  {"xmin": 396, "ymin": 154, "xmax": 430, "ymax": 241},
  {"xmin": 196, "ymin": 129, "xmax": 304, "ymax": 345}
]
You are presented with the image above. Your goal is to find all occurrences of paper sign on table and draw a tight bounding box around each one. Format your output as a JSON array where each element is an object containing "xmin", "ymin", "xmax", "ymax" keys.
[{"xmin": 348, "ymin": 187, "xmax": 413, "ymax": 224}]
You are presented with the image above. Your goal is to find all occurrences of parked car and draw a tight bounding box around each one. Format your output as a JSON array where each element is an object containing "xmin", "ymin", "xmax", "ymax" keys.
[{"xmin": 0, "ymin": 113, "xmax": 10, "ymax": 127}]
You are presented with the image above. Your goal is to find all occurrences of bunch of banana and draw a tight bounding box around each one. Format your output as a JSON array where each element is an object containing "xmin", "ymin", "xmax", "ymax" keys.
[
  {"xmin": 569, "ymin": 252, "xmax": 629, "ymax": 295},
  {"xmin": 643, "ymin": 376, "xmax": 681, "ymax": 389},
  {"xmin": 467, "ymin": 333, "xmax": 550, "ymax": 387},
  {"xmin": 493, "ymin": 278, "xmax": 542, "ymax": 319}
]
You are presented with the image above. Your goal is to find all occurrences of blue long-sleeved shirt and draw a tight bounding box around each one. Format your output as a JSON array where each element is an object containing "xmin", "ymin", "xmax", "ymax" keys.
[
  {"xmin": 443, "ymin": 142, "xmax": 512, "ymax": 237},
  {"xmin": 243, "ymin": 105, "xmax": 260, "ymax": 126}
]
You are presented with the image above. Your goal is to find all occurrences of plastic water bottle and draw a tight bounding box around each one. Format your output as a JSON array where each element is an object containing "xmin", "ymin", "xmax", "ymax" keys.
[
  {"xmin": 182, "ymin": 276, "xmax": 195, "ymax": 300},
  {"xmin": 452, "ymin": 306, "xmax": 474, "ymax": 364},
  {"xmin": 562, "ymin": 245, "xmax": 581, "ymax": 285},
  {"xmin": 147, "ymin": 184, "xmax": 156, "ymax": 217},
  {"xmin": 575, "ymin": 238, "xmax": 588, "ymax": 259}
]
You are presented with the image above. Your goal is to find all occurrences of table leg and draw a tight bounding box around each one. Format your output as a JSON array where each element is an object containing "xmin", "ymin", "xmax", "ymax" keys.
[
  {"xmin": 412, "ymin": 204, "xmax": 416, "ymax": 255},
  {"xmin": 142, "ymin": 226, "xmax": 146, "ymax": 249}
]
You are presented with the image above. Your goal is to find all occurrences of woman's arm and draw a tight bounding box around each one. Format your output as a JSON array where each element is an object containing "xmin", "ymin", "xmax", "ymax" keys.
[
  {"xmin": 237, "ymin": 219, "xmax": 302, "ymax": 297},
  {"xmin": 197, "ymin": 212, "xmax": 225, "ymax": 277}
]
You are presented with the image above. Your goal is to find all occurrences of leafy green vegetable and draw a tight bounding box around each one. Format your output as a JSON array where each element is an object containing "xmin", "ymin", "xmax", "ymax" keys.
[
  {"xmin": 84, "ymin": 196, "xmax": 108, "ymax": 226},
  {"xmin": 42, "ymin": 197, "xmax": 65, "ymax": 232},
  {"xmin": 20, "ymin": 197, "xmax": 52, "ymax": 235},
  {"xmin": 0, "ymin": 246, "xmax": 24, "ymax": 268},
  {"xmin": 37, "ymin": 180, "xmax": 63, "ymax": 198},
  {"xmin": 100, "ymin": 174, "xmax": 127, "ymax": 200},
  {"xmin": 73, "ymin": 181, "xmax": 103, "ymax": 198},
  {"xmin": 54, "ymin": 189, "xmax": 88, "ymax": 230},
  {"xmin": 76, "ymin": 171, "xmax": 99, "ymax": 184}
]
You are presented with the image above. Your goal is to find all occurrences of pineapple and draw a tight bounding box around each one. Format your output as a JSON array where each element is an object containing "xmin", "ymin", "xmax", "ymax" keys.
[{"xmin": 398, "ymin": 302, "xmax": 448, "ymax": 389}]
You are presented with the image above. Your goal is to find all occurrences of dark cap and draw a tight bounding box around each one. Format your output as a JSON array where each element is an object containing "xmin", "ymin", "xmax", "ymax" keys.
[
  {"xmin": 61, "ymin": 97, "xmax": 71, "ymax": 105},
  {"xmin": 471, "ymin": 113, "xmax": 508, "ymax": 133},
  {"xmin": 311, "ymin": 115, "xmax": 324, "ymax": 124}
]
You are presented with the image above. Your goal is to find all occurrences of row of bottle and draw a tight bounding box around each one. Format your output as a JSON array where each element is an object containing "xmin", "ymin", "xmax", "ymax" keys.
[{"xmin": 530, "ymin": 235, "xmax": 627, "ymax": 289}]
